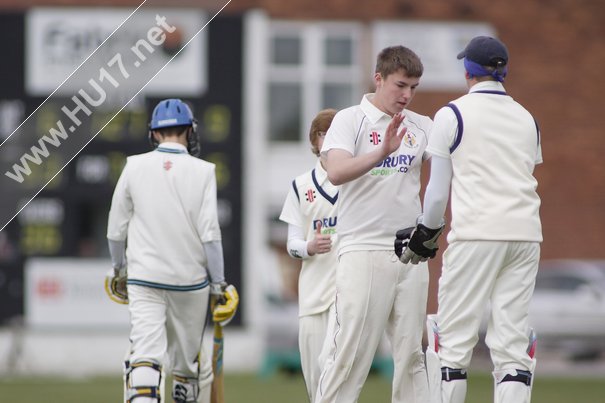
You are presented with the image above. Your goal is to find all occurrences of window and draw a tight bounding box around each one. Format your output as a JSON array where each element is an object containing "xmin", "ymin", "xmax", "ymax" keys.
[
  {"xmin": 322, "ymin": 83, "xmax": 353, "ymax": 111},
  {"xmin": 268, "ymin": 22, "xmax": 363, "ymax": 142},
  {"xmin": 269, "ymin": 83, "xmax": 301, "ymax": 141},
  {"xmin": 272, "ymin": 37, "xmax": 301, "ymax": 65},
  {"xmin": 324, "ymin": 37, "xmax": 353, "ymax": 66}
]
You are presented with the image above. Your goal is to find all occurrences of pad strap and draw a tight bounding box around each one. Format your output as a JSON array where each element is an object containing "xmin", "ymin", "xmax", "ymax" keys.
[
  {"xmin": 130, "ymin": 361, "xmax": 162, "ymax": 372},
  {"xmin": 442, "ymin": 367, "xmax": 468, "ymax": 381},
  {"xmin": 128, "ymin": 386, "xmax": 161, "ymax": 401},
  {"xmin": 498, "ymin": 369, "xmax": 532, "ymax": 386}
]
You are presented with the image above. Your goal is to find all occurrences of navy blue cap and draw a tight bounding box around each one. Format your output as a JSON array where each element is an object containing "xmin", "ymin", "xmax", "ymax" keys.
[{"xmin": 457, "ymin": 36, "xmax": 508, "ymax": 67}]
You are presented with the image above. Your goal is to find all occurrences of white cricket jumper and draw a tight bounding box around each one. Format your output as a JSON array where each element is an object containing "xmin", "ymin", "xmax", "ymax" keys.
[{"xmin": 107, "ymin": 142, "xmax": 221, "ymax": 289}]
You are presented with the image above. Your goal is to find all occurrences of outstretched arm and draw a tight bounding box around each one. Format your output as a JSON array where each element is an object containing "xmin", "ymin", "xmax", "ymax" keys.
[
  {"xmin": 398, "ymin": 155, "xmax": 452, "ymax": 264},
  {"xmin": 422, "ymin": 155, "xmax": 453, "ymax": 228}
]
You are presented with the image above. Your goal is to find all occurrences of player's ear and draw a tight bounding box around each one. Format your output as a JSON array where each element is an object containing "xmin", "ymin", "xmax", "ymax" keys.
[{"xmin": 374, "ymin": 72, "xmax": 383, "ymax": 88}]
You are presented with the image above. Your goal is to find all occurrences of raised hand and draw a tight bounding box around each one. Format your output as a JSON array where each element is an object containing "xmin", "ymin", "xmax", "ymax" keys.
[{"xmin": 382, "ymin": 112, "xmax": 407, "ymax": 157}]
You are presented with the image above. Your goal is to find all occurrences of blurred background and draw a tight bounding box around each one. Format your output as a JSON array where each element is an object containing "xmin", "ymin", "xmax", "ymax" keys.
[{"xmin": 0, "ymin": 0, "xmax": 603, "ymax": 389}]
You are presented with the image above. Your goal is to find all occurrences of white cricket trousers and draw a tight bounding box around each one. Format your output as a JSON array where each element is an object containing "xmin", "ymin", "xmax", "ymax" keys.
[
  {"xmin": 299, "ymin": 305, "xmax": 334, "ymax": 403},
  {"xmin": 437, "ymin": 241, "xmax": 540, "ymax": 371},
  {"xmin": 128, "ymin": 284, "xmax": 210, "ymax": 378},
  {"xmin": 316, "ymin": 251, "xmax": 429, "ymax": 403}
]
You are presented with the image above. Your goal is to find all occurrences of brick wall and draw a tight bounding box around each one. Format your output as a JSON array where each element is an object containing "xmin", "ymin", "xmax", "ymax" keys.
[{"xmin": 248, "ymin": 0, "xmax": 605, "ymax": 261}]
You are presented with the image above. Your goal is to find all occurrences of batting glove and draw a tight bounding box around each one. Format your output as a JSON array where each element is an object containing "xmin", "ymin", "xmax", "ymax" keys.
[
  {"xmin": 400, "ymin": 224, "xmax": 444, "ymax": 264},
  {"xmin": 104, "ymin": 266, "xmax": 128, "ymax": 304},
  {"xmin": 394, "ymin": 226, "xmax": 415, "ymax": 258},
  {"xmin": 211, "ymin": 284, "xmax": 239, "ymax": 326}
]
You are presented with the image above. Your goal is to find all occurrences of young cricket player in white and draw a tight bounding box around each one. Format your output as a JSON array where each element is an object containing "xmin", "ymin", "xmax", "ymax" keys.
[
  {"xmin": 279, "ymin": 109, "xmax": 339, "ymax": 402},
  {"xmin": 315, "ymin": 46, "xmax": 433, "ymax": 403},
  {"xmin": 400, "ymin": 36, "xmax": 542, "ymax": 403},
  {"xmin": 106, "ymin": 99, "xmax": 238, "ymax": 403}
]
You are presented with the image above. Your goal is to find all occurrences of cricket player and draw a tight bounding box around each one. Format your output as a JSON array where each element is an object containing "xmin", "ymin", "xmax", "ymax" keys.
[
  {"xmin": 400, "ymin": 36, "xmax": 542, "ymax": 403},
  {"xmin": 315, "ymin": 46, "xmax": 432, "ymax": 403},
  {"xmin": 106, "ymin": 99, "xmax": 238, "ymax": 403},
  {"xmin": 279, "ymin": 109, "xmax": 339, "ymax": 402}
]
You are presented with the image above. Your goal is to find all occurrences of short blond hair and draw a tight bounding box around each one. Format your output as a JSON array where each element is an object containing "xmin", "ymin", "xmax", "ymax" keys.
[{"xmin": 309, "ymin": 109, "xmax": 337, "ymax": 156}]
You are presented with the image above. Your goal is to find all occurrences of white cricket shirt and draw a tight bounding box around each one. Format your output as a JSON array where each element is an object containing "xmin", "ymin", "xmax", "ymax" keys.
[
  {"xmin": 279, "ymin": 160, "xmax": 339, "ymax": 317},
  {"xmin": 426, "ymin": 81, "xmax": 543, "ymax": 242},
  {"xmin": 321, "ymin": 94, "xmax": 432, "ymax": 254},
  {"xmin": 107, "ymin": 142, "xmax": 221, "ymax": 288}
]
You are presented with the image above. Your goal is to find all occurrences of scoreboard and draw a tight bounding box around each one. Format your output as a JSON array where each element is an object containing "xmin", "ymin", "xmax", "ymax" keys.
[{"xmin": 0, "ymin": 11, "xmax": 244, "ymax": 324}]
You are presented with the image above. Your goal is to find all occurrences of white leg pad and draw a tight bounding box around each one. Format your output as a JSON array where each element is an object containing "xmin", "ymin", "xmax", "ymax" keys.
[
  {"xmin": 426, "ymin": 350, "xmax": 442, "ymax": 403},
  {"xmin": 425, "ymin": 315, "xmax": 442, "ymax": 403},
  {"xmin": 441, "ymin": 379, "xmax": 467, "ymax": 403},
  {"xmin": 426, "ymin": 315, "xmax": 439, "ymax": 352},
  {"xmin": 493, "ymin": 376, "xmax": 531, "ymax": 403},
  {"xmin": 493, "ymin": 369, "xmax": 532, "ymax": 403},
  {"xmin": 127, "ymin": 361, "xmax": 162, "ymax": 403}
]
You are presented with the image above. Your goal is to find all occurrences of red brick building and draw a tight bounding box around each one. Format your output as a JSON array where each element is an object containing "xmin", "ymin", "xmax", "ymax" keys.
[{"xmin": 1, "ymin": 0, "xmax": 603, "ymax": 314}]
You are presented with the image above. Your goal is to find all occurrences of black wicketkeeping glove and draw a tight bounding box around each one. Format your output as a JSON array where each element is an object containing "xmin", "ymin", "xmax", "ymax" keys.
[
  {"xmin": 394, "ymin": 227, "xmax": 415, "ymax": 258},
  {"xmin": 400, "ymin": 224, "xmax": 444, "ymax": 264}
]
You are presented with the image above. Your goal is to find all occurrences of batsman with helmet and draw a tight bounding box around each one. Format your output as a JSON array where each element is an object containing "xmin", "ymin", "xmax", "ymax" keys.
[
  {"xmin": 398, "ymin": 36, "xmax": 542, "ymax": 403},
  {"xmin": 106, "ymin": 99, "xmax": 238, "ymax": 403}
]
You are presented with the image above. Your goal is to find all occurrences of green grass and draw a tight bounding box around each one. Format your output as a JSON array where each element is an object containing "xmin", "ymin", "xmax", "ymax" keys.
[{"xmin": 0, "ymin": 371, "xmax": 603, "ymax": 402}]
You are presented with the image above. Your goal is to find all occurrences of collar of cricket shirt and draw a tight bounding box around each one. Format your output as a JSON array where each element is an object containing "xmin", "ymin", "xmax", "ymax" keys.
[
  {"xmin": 468, "ymin": 80, "xmax": 506, "ymax": 95},
  {"xmin": 360, "ymin": 93, "xmax": 392, "ymax": 125},
  {"xmin": 312, "ymin": 159, "xmax": 338, "ymax": 204},
  {"xmin": 156, "ymin": 142, "xmax": 188, "ymax": 154}
]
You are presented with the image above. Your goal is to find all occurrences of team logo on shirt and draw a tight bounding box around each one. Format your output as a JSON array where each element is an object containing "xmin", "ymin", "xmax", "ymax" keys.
[
  {"xmin": 371, "ymin": 154, "xmax": 416, "ymax": 176},
  {"xmin": 305, "ymin": 189, "xmax": 316, "ymax": 202},
  {"xmin": 163, "ymin": 160, "xmax": 173, "ymax": 171},
  {"xmin": 369, "ymin": 131, "xmax": 381, "ymax": 145},
  {"xmin": 403, "ymin": 131, "xmax": 418, "ymax": 149},
  {"xmin": 313, "ymin": 216, "xmax": 338, "ymax": 234}
]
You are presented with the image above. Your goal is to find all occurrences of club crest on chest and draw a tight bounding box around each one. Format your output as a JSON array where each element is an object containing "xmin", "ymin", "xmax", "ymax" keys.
[{"xmin": 403, "ymin": 131, "xmax": 419, "ymax": 149}]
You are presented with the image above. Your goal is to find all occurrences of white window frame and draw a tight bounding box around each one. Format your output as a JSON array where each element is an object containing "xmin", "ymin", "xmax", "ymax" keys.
[{"xmin": 268, "ymin": 20, "xmax": 365, "ymax": 144}]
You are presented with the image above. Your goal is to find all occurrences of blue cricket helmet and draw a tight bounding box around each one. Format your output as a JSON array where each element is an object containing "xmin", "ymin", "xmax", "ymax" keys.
[
  {"xmin": 148, "ymin": 99, "xmax": 199, "ymax": 156},
  {"xmin": 150, "ymin": 98, "xmax": 195, "ymax": 129}
]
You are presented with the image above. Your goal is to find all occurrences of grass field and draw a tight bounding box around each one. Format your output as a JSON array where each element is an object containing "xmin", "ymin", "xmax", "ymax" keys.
[{"xmin": 0, "ymin": 370, "xmax": 603, "ymax": 402}]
